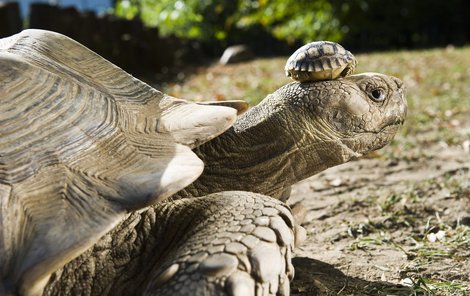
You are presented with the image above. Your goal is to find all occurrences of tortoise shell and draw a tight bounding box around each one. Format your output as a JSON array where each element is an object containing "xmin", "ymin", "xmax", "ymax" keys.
[
  {"xmin": 285, "ymin": 41, "xmax": 357, "ymax": 82},
  {"xmin": 0, "ymin": 29, "xmax": 238, "ymax": 294}
]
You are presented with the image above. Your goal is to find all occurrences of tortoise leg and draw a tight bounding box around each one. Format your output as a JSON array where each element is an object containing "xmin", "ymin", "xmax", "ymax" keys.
[{"xmin": 144, "ymin": 191, "xmax": 296, "ymax": 296}]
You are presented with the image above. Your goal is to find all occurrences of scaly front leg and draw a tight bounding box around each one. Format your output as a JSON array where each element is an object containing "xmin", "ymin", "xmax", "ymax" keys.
[{"xmin": 145, "ymin": 192, "xmax": 296, "ymax": 296}]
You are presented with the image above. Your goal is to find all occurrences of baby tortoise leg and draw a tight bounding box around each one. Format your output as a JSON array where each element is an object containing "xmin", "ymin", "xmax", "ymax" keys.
[{"xmin": 144, "ymin": 191, "xmax": 297, "ymax": 296}]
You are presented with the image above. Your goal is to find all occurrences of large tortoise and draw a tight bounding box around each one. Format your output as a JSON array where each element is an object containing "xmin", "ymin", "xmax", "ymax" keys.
[{"xmin": 0, "ymin": 30, "xmax": 407, "ymax": 296}]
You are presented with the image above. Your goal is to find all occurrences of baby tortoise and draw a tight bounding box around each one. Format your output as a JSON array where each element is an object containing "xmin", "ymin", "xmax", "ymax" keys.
[{"xmin": 285, "ymin": 41, "xmax": 357, "ymax": 82}]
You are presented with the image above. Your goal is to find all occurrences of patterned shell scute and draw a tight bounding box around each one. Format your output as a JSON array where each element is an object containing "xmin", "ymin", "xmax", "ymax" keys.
[{"xmin": 284, "ymin": 41, "xmax": 357, "ymax": 82}]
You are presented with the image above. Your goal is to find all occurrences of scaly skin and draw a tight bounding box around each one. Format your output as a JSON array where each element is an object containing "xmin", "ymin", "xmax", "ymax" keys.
[
  {"xmin": 43, "ymin": 192, "xmax": 296, "ymax": 296},
  {"xmin": 43, "ymin": 73, "xmax": 406, "ymax": 296}
]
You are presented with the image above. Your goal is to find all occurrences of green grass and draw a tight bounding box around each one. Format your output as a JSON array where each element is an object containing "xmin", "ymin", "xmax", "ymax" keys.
[{"xmin": 398, "ymin": 276, "xmax": 470, "ymax": 296}]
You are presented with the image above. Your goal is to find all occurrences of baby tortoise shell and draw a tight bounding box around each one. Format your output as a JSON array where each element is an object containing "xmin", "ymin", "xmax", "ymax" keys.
[{"xmin": 285, "ymin": 41, "xmax": 357, "ymax": 82}]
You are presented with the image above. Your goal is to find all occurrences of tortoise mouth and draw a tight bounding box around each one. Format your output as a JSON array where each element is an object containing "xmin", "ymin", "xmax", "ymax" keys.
[
  {"xmin": 379, "ymin": 112, "xmax": 406, "ymax": 133},
  {"xmin": 341, "ymin": 121, "xmax": 403, "ymax": 155},
  {"xmin": 381, "ymin": 117, "xmax": 405, "ymax": 131},
  {"xmin": 371, "ymin": 122, "xmax": 403, "ymax": 150}
]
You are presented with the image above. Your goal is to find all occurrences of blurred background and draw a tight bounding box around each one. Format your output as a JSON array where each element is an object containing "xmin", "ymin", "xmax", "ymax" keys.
[{"xmin": 1, "ymin": 0, "xmax": 468, "ymax": 77}]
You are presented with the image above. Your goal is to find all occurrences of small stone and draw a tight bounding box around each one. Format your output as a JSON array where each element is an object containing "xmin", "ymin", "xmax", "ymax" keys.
[
  {"xmin": 199, "ymin": 253, "xmax": 238, "ymax": 277},
  {"xmin": 427, "ymin": 233, "xmax": 436, "ymax": 242},
  {"xmin": 435, "ymin": 230, "xmax": 446, "ymax": 240},
  {"xmin": 427, "ymin": 230, "xmax": 446, "ymax": 243},
  {"xmin": 400, "ymin": 278, "xmax": 414, "ymax": 287}
]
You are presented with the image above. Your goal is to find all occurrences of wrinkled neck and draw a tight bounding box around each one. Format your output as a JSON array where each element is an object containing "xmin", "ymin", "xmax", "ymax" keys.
[{"xmin": 175, "ymin": 91, "xmax": 359, "ymax": 200}]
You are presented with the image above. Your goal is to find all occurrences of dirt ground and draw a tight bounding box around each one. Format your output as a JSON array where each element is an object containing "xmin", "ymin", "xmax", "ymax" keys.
[
  {"xmin": 289, "ymin": 135, "xmax": 470, "ymax": 295},
  {"xmin": 160, "ymin": 46, "xmax": 470, "ymax": 295}
]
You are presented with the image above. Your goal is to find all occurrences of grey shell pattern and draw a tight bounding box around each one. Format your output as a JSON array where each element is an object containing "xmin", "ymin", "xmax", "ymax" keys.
[{"xmin": 285, "ymin": 41, "xmax": 357, "ymax": 82}]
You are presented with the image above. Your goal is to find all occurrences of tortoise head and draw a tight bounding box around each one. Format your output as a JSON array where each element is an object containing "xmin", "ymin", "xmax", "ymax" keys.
[{"xmin": 273, "ymin": 72, "xmax": 407, "ymax": 161}]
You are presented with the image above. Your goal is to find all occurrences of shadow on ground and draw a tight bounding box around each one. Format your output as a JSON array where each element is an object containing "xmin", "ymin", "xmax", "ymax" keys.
[{"xmin": 291, "ymin": 257, "xmax": 413, "ymax": 295}]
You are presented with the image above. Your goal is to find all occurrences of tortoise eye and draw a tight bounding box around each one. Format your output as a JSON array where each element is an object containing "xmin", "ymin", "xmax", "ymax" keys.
[{"xmin": 369, "ymin": 89, "xmax": 386, "ymax": 101}]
